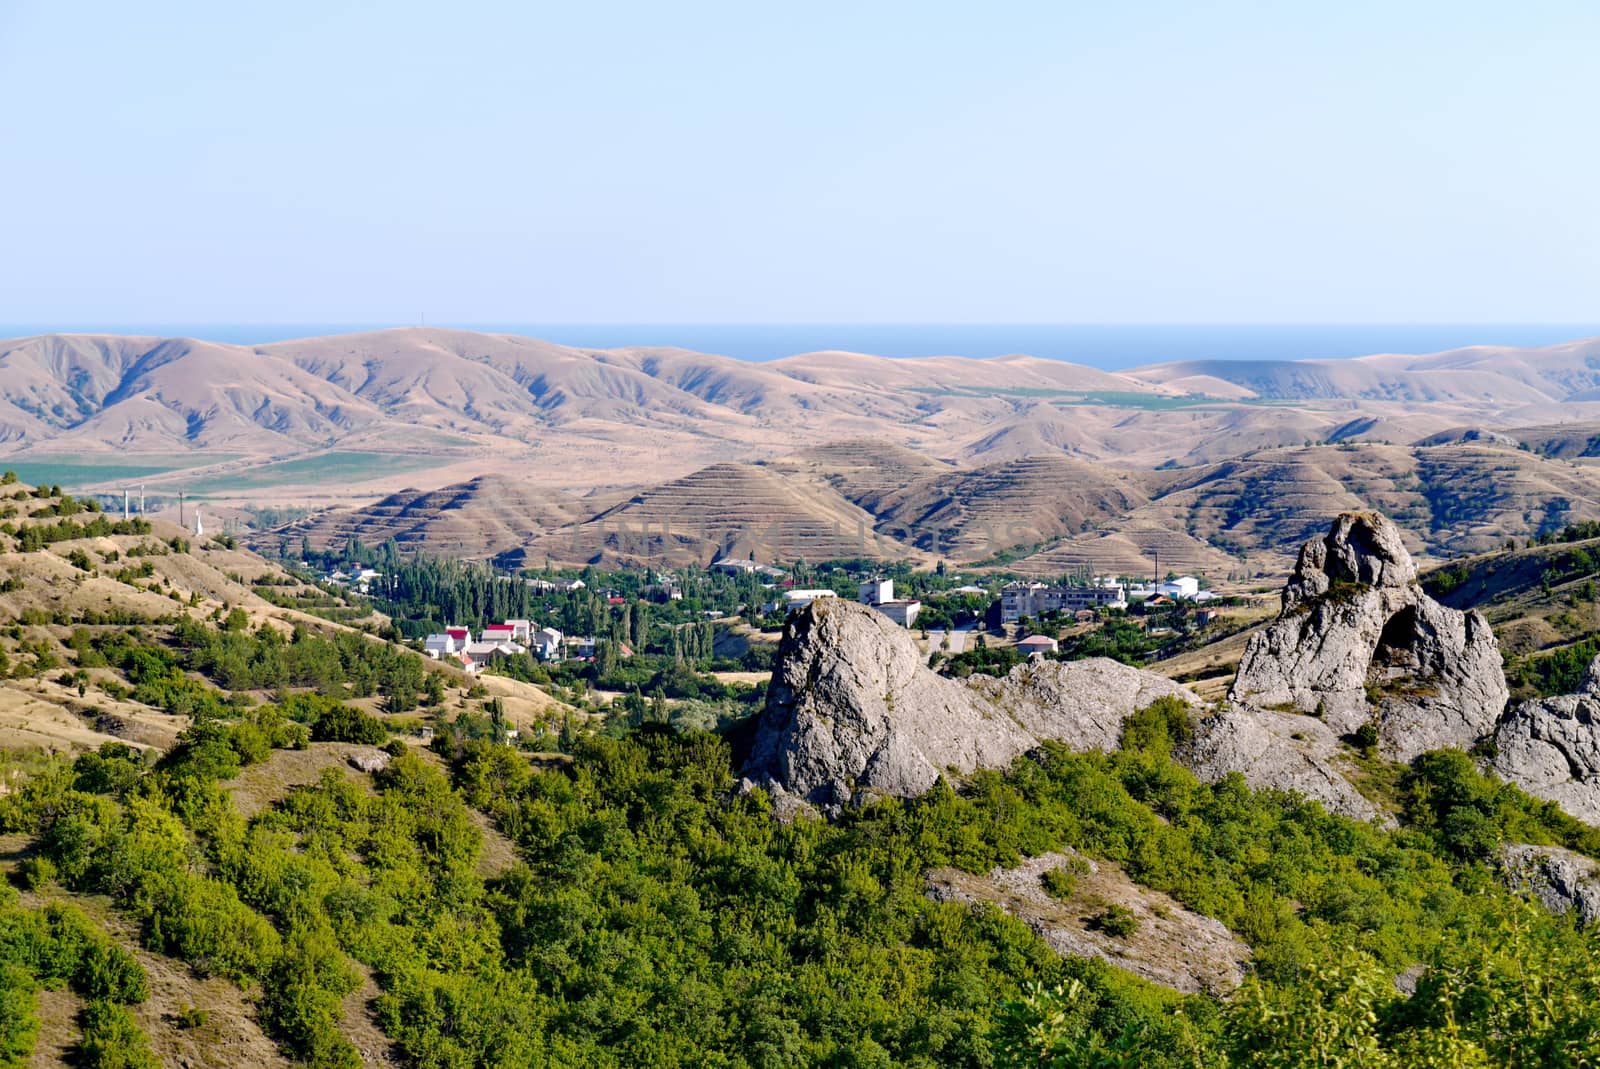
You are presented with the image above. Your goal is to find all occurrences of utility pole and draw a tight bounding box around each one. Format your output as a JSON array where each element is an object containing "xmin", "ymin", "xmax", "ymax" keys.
[
  {"xmin": 179, "ymin": 490, "xmax": 185, "ymax": 529},
  {"xmin": 122, "ymin": 489, "xmax": 129, "ymax": 521},
  {"xmin": 139, "ymin": 484, "xmax": 145, "ymax": 515},
  {"xmin": 1153, "ymin": 549, "xmax": 1159, "ymax": 588}
]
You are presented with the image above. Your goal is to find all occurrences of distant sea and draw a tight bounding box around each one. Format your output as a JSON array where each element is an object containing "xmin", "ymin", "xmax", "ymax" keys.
[{"xmin": 5, "ymin": 323, "xmax": 1599, "ymax": 371}]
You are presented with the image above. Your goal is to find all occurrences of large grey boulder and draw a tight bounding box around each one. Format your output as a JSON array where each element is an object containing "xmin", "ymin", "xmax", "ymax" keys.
[
  {"xmin": 1229, "ymin": 512, "xmax": 1507, "ymax": 762},
  {"xmin": 1492, "ymin": 658, "xmax": 1600, "ymax": 825},
  {"xmin": 744, "ymin": 600, "xmax": 1201, "ymax": 811},
  {"xmin": 745, "ymin": 599, "xmax": 1036, "ymax": 809}
]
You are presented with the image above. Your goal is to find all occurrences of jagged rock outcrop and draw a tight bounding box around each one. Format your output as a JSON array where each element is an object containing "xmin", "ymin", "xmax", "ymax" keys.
[
  {"xmin": 1229, "ymin": 512, "xmax": 1507, "ymax": 762},
  {"xmin": 1492, "ymin": 657, "xmax": 1600, "ymax": 825},
  {"xmin": 1499, "ymin": 843, "xmax": 1600, "ymax": 923},
  {"xmin": 743, "ymin": 599, "xmax": 1200, "ymax": 810},
  {"xmin": 1182, "ymin": 707, "xmax": 1386, "ymax": 823},
  {"xmin": 745, "ymin": 599, "xmax": 1036, "ymax": 809},
  {"xmin": 968, "ymin": 656, "xmax": 1200, "ymax": 752}
]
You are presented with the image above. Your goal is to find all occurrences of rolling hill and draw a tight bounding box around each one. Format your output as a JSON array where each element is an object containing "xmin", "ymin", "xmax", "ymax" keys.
[
  {"xmin": 267, "ymin": 474, "xmax": 596, "ymax": 561},
  {"xmin": 517, "ymin": 462, "xmax": 914, "ymax": 569},
  {"xmin": 10, "ymin": 328, "xmax": 1600, "ymax": 508}
]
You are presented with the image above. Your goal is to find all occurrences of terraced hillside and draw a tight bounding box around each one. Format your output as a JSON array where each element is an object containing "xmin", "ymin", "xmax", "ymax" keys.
[
  {"xmin": 520, "ymin": 462, "xmax": 915, "ymax": 568},
  {"xmin": 270, "ymin": 474, "xmax": 595, "ymax": 560},
  {"xmin": 765, "ymin": 439, "xmax": 956, "ymax": 513},
  {"xmin": 868, "ymin": 454, "xmax": 1152, "ymax": 560},
  {"xmin": 1124, "ymin": 442, "xmax": 1600, "ymax": 562}
]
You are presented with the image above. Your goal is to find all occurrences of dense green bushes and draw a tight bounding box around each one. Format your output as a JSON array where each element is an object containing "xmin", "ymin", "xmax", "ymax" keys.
[
  {"xmin": 0, "ymin": 890, "xmax": 153, "ymax": 1068},
  {"xmin": 3, "ymin": 695, "xmax": 1598, "ymax": 1066}
]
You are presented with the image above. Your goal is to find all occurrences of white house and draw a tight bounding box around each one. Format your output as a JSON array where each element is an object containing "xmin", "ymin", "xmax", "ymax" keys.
[
  {"xmin": 532, "ymin": 627, "xmax": 563, "ymax": 660},
  {"xmin": 423, "ymin": 633, "xmax": 457, "ymax": 658},
  {"xmin": 874, "ymin": 599, "xmax": 922, "ymax": 628},
  {"xmin": 859, "ymin": 578, "xmax": 895, "ymax": 605},
  {"xmin": 1157, "ymin": 576, "xmax": 1201, "ymax": 600},
  {"xmin": 504, "ymin": 619, "xmax": 532, "ymax": 642},
  {"xmin": 711, "ymin": 557, "xmax": 760, "ymax": 575},
  {"xmin": 481, "ymin": 624, "xmax": 518, "ymax": 644},
  {"xmin": 463, "ymin": 639, "xmax": 526, "ymax": 661},
  {"xmin": 1016, "ymin": 634, "xmax": 1060, "ymax": 655}
]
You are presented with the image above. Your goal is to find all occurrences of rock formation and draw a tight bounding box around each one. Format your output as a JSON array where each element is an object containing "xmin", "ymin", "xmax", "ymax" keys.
[
  {"xmin": 1499, "ymin": 843, "xmax": 1600, "ymax": 924},
  {"xmin": 925, "ymin": 851, "xmax": 1250, "ymax": 994},
  {"xmin": 1229, "ymin": 512, "xmax": 1507, "ymax": 762},
  {"xmin": 743, "ymin": 598, "xmax": 1200, "ymax": 810},
  {"xmin": 1182, "ymin": 706, "xmax": 1386, "ymax": 824},
  {"xmin": 1492, "ymin": 657, "xmax": 1600, "ymax": 825}
]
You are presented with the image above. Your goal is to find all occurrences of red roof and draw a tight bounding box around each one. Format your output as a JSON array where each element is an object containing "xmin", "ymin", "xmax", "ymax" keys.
[
  {"xmin": 483, "ymin": 625, "xmax": 515, "ymax": 635},
  {"xmin": 445, "ymin": 627, "xmax": 470, "ymax": 640}
]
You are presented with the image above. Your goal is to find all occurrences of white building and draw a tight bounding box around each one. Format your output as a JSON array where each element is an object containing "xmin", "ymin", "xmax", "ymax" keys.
[
  {"xmin": 874, "ymin": 599, "xmax": 922, "ymax": 628},
  {"xmin": 1156, "ymin": 576, "xmax": 1201, "ymax": 600},
  {"xmin": 423, "ymin": 633, "xmax": 458, "ymax": 658},
  {"xmin": 711, "ymin": 557, "xmax": 760, "ymax": 575},
  {"xmin": 1016, "ymin": 634, "xmax": 1060, "ymax": 655},
  {"xmin": 463, "ymin": 639, "xmax": 526, "ymax": 661},
  {"xmin": 859, "ymin": 578, "xmax": 895, "ymax": 606},
  {"xmin": 532, "ymin": 627, "xmax": 563, "ymax": 660},
  {"xmin": 1000, "ymin": 581, "xmax": 1126, "ymax": 622},
  {"xmin": 505, "ymin": 619, "xmax": 532, "ymax": 642}
]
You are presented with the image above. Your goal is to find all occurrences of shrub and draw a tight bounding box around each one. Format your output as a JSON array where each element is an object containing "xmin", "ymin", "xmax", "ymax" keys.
[
  {"xmin": 76, "ymin": 1000, "xmax": 158, "ymax": 1069},
  {"xmin": 310, "ymin": 704, "xmax": 387, "ymax": 745},
  {"xmin": 1040, "ymin": 867, "xmax": 1077, "ymax": 901},
  {"xmin": 1089, "ymin": 905, "xmax": 1140, "ymax": 938}
]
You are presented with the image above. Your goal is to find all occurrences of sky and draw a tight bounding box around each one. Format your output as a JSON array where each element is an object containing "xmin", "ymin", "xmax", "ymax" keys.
[{"xmin": 0, "ymin": 1, "xmax": 1596, "ymax": 327}]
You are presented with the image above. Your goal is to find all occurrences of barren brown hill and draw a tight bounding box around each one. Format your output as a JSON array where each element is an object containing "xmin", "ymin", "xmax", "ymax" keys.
[
  {"xmin": 1125, "ymin": 339, "xmax": 1600, "ymax": 403},
  {"xmin": 271, "ymin": 474, "xmax": 594, "ymax": 559},
  {"xmin": 868, "ymin": 454, "xmax": 1151, "ymax": 560},
  {"xmin": 1116, "ymin": 442, "xmax": 1600, "ymax": 565},
  {"xmin": 521, "ymin": 461, "xmax": 914, "ymax": 568},
  {"xmin": 765, "ymin": 439, "xmax": 957, "ymax": 512}
]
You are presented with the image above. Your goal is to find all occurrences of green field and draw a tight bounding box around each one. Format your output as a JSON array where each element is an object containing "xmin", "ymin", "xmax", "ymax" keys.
[
  {"xmin": 0, "ymin": 456, "xmax": 218, "ymax": 491},
  {"xmin": 183, "ymin": 451, "xmax": 441, "ymax": 494}
]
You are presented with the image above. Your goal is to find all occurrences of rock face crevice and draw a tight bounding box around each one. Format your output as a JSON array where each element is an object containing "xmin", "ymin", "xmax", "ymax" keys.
[{"xmin": 1229, "ymin": 512, "xmax": 1508, "ymax": 762}]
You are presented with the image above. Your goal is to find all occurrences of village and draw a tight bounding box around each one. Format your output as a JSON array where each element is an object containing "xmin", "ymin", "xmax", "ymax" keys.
[{"xmin": 304, "ymin": 543, "xmax": 1262, "ymax": 687}]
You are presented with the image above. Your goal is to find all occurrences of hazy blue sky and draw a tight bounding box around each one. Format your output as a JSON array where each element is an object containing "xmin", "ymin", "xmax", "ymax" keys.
[{"xmin": 1, "ymin": 1, "xmax": 1595, "ymax": 326}]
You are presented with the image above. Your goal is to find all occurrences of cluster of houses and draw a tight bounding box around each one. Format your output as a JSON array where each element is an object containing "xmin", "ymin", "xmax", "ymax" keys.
[
  {"xmin": 323, "ymin": 566, "xmax": 382, "ymax": 594},
  {"xmin": 524, "ymin": 577, "xmax": 588, "ymax": 593},
  {"xmin": 710, "ymin": 557, "xmax": 789, "ymax": 579},
  {"xmin": 1000, "ymin": 574, "xmax": 1214, "ymax": 623},
  {"xmin": 423, "ymin": 619, "xmax": 567, "ymax": 674}
]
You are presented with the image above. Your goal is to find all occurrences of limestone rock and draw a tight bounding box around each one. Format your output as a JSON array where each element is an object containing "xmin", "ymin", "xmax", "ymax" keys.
[
  {"xmin": 346, "ymin": 748, "xmax": 392, "ymax": 774},
  {"xmin": 744, "ymin": 599, "xmax": 1202, "ymax": 810},
  {"xmin": 925, "ymin": 851, "xmax": 1250, "ymax": 995},
  {"xmin": 1499, "ymin": 843, "xmax": 1600, "ymax": 923},
  {"xmin": 1181, "ymin": 706, "xmax": 1386, "ymax": 823},
  {"xmin": 1229, "ymin": 511, "xmax": 1507, "ymax": 762},
  {"xmin": 1493, "ymin": 659, "xmax": 1600, "ymax": 825},
  {"xmin": 744, "ymin": 599, "xmax": 1036, "ymax": 809},
  {"xmin": 970, "ymin": 657, "xmax": 1201, "ymax": 752}
]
